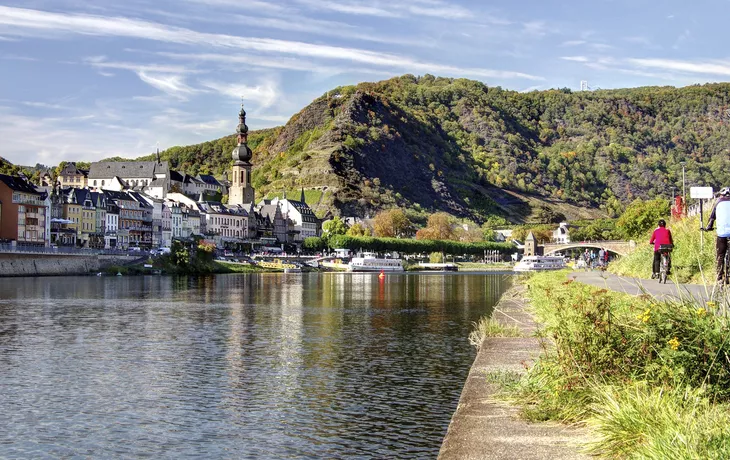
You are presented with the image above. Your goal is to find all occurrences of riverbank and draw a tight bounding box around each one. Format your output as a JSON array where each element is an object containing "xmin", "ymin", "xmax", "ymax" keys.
[
  {"xmin": 0, "ymin": 253, "xmax": 143, "ymax": 277},
  {"xmin": 511, "ymin": 270, "xmax": 730, "ymax": 458},
  {"xmin": 438, "ymin": 280, "xmax": 591, "ymax": 459}
]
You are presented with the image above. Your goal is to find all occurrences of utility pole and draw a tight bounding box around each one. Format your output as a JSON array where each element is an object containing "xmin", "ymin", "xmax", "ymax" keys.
[{"xmin": 680, "ymin": 161, "xmax": 686, "ymax": 211}]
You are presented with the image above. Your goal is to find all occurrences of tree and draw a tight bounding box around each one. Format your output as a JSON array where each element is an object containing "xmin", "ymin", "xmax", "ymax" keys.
[
  {"xmin": 303, "ymin": 237, "xmax": 326, "ymax": 251},
  {"xmin": 322, "ymin": 216, "xmax": 348, "ymax": 236},
  {"xmin": 534, "ymin": 205, "xmax": 566, "ymax": 224},
  {"xmin": 455, "ymin": 220, "xmax": 484, "ymax": 243},
  {"xmin": 346, "ymin": 222, "xmax": 371, "ymax": 237},
  {"xmin": 511, "ymin": 225, "xmax": 553, "ymax": 243},
  {"xmin": 616, "ymin": 198, "xmax": 670, "ymax": 239},
  {"xmin": 373, "ymin": 208, "xmax": 411, "ymax": 238},
  {"xmin": 416, "ymin": 212, "xmax": 456, "ymax": 240}
]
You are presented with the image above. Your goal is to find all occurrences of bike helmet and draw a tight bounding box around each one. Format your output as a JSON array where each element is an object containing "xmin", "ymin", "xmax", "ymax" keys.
[{"xmin": 720, "ymin": 187, "xmax": 730, "ymax": 197}]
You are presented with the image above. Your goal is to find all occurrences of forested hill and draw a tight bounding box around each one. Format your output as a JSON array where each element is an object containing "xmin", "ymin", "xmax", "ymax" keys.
[{"xmin": 147, "ymin": 75, "xmax": 730, "ymax": 222}]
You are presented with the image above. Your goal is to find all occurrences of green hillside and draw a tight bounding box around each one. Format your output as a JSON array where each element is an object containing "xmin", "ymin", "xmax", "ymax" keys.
[{"xmin": 143, "ymin": 75, "xmax": 730, "ymax": 222}]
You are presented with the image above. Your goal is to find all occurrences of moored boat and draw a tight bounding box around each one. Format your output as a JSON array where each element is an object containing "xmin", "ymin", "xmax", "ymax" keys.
[
  {"xmin": 348, "ymin": 252, "xmax": 404, "ymax": 272},
  {"xmin": 513, "ymin": 255, "xmax": 566, "ymax": 272}
]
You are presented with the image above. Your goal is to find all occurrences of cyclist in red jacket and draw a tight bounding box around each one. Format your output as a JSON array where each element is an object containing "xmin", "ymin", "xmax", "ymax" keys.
[{"xmin": 650, "ymin": 219, "xmax": 673, "ymax": 279}]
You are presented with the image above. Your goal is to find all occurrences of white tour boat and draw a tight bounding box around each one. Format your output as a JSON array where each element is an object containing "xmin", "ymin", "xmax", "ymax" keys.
[
  {"xmin": 348, "ymin": 252, "xmax": 404, "ymax": 272},
  {"xmin": 513, "ymin": 255, "xmax": 566, "ymax": 272}
]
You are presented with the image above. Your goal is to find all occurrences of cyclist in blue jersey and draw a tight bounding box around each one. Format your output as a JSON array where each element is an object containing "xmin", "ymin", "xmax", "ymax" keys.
[{"xmin": 705, "ymin": 187, "xmax": 730, "ymax": 284}]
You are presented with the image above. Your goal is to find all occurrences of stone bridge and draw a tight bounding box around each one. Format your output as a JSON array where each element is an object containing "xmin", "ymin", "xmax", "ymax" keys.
[{"xmin": 541, "ymin": 240, "xmax": 637, "ymax": 257}]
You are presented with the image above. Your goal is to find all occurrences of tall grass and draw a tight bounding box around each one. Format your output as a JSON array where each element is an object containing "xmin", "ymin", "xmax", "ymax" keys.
[
  {"xmin": 610, "ymin": 216, "xmax": 716, "ymax": 284},
  {"xmin": 588, "ymin": 384, "xmax": 730, "ymax": 459},
  {"xmin": 468, "ymin": 317, "xmax": 522, "ymax": 349},
  {"xmin": 512, "ymin": 271, "xmax": 730, "ymax": 457}
]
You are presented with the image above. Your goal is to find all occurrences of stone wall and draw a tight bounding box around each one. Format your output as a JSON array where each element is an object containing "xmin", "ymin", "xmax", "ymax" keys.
[{"xmin": 0, "ymin": 254, "xmax": 139, "ymax": 277}]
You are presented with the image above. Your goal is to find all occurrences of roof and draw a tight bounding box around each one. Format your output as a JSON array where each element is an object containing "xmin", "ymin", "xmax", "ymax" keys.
[
  {"xmin": 88, "ymin": 161, "xmax": 169, "ymax": 179},
  {"xmin": 148, "ymin": 178, "xmax": 166, "ymax": 187},
  {"xmin": 169, "ymin": 170, "xmax": 184, "ymax": 182},
  {"xmin": 60, "ymin": 163, "xmax": 88, "ymax": 177},
  {"xmin": 183, "ymin": 174, "xmax": 203, "ymax": 185},
  {"xmin": 103, "ymin": 189, "xmax": 135, "ymax": 202},
  {"xmin": 196, "ymin": 201, "xmax": 249, "ymax": 217},
  {"xmin": 287, "ymin": 200, "xmax": 318, "ymax": 223},
  {"xmin": 0, "ymin": 174, "xmax": 42, "ymax": 195},
  {"xmin": 257, "ymin": 204, "xmax": 281, "ymax": 221},
  {"xmin": 197, "ymin": 174, "xmax": 221, "ymax": 186}
]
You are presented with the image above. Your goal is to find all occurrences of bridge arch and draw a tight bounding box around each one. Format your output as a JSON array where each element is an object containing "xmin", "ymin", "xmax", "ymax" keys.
[{"xmin": 541, "ymin": 241, "xmax": 636, "ymax": 257}]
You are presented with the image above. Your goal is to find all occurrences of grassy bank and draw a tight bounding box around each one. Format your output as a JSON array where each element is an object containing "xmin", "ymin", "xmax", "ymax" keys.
[
  {"xmin": 610, "ymin": 216, "xmax": 716, "ymax": 284},
  {"xmin": 508, "ymin": 271, "xmax": 730, "ymax": 458}
]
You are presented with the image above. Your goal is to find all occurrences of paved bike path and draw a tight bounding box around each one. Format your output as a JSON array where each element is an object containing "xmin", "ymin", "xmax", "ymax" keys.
[{"xmin": 570, "ymin": 271, "xmax": 713, "ymax": 301}]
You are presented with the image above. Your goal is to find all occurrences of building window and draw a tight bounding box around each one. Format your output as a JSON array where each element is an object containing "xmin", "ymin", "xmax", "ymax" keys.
[
  {"xmin": 93, "ymin": 180, "xmax": 97, "ymax": 186},
  {"xmin": 102, "ymin": 180, "xmax": 105, "ymax": 186}
]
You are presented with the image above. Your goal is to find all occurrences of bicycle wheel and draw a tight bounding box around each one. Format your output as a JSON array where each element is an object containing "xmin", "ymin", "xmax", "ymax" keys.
[{"xmin": 660, "ymin": 254, "xmax": 668, "ymax": 284}]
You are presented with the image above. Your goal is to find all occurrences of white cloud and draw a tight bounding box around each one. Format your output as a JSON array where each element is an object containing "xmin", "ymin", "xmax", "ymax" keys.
[
  {"xmin": 628, "ymin": 58, "xmax": 730, "ymax": 77},
  {"xmin": 673, "ymin": 29, "xmax": 691, "ymax": 50},
  {"xmin": 183, "ymin": 0, "xmax": 287, "ymax": 12},
  {"xmin": 562, "ymin": 40, "xmax": 587, "ymax": 46},
  {"xmin": 561, "ymin": 56, "xmax": 589, "ymax": 62},
  {"xmin": 22, "ymin": 101, "xmax": 67, "ymax": 109},
  {"xmin": 199, "ymin": 81, "xmax": 279, "ymax": 108},
  {"xmin": 520, "ymin": 85, "xmax": 543, "ymax": 93},
  {"xmin": 84, "ymin": 56, "xmax": 203, "ymax": 74},
  {"xmin": 294, "ymin": 0, "xmax": 475, "ymax": 20},
  {"xmin": 0, "ymin": 6, "xmax": 540, "ymax": 80},
  {"xmin": 137, "ymin": 71, "xmax": 200, "ymax": 98},
  {"xmin": 294, "ymin": 0, "xmax": 397, "ymax": 18},
  {"xmin": 252, "ymin": 114, "xmax": 290, "ymax": 123}
]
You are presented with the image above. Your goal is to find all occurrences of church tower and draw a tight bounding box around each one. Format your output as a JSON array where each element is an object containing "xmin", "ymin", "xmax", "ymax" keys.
[{"xmin": 229, "ymin": 102, "xmax": 255, "ymax": 206}]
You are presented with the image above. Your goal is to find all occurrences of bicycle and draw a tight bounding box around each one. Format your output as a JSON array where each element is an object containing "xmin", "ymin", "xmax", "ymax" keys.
[{"xmin": 658, "ymin": 244, "xmax": 673, "ymax": 284}]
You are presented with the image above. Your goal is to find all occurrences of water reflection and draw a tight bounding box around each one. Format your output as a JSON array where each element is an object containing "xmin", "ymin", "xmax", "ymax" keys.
[{"xmin": 0, "ymin": 273, "xmax": 511, "ymax": 458}]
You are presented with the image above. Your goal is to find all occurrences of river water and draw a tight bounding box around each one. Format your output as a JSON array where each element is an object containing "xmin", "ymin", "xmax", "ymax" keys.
[{"xmin": 0, "ymin": 272, "xmax": 511, "ymax": 459}]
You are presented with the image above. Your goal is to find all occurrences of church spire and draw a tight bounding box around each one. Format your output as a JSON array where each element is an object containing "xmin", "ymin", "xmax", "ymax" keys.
[
  {"xmin": 237, "ymin": 98, "xmax": 248, "ymax": 145},
  {"xmin": 231, "ymin": 98, "xmax": 252, "ymax": 163},
  {"xmin": 300, "ymin": 187, "xmax": 305, "ymax": 203}
]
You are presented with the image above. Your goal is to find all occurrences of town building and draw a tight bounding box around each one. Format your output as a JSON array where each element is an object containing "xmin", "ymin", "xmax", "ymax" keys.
[
  {"xmin": 0, "ymin": 174, "xmax": 48, "ymax": 246},
  {"xmin": 268, "ymin": 190, "xmax": 320, "ymax": 242},
  {"xmin": 58, "ymin": 162, "xmax": 89, "ymax": 189},
  {"xmin": 552, "ymin": 222, "xmax": 570, "ymax": 244},
  {"xmin": 105, "ymin": 200, "xmax": 119, "ymax": 248},
  {"xmin": 256, "ymin": 199, "xmax": 290, "ymax": 243},
  {"xmin": 48, "ymin": 186, "xmax": 75, "ymax": 246},
  {"xmin": 88, "ymin": 157, "xmax": 170, "ymax": 195},
  {"xmin": 161, "ymin": 204, "xmax": 172, "ymax": 247}
]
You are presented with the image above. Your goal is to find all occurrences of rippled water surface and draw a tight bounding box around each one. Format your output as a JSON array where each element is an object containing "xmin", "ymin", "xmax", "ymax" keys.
[{"xmin": 0, "ymin": 272, "xmax": 511, "ymax": 458}]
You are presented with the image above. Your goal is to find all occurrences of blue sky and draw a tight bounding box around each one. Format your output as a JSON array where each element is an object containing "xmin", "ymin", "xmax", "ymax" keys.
[{"xmin": 0, "ymin": 0, "xmax": 727, "ymax": 166}]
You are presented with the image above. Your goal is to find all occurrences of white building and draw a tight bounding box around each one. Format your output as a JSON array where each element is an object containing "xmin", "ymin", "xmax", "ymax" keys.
[
  {"xmin": 552, "ymin": 222, "xmax": 570, "ymax": 244},
  {"xmin": 268, "ymin": 191, "xmax": 320, "ymax": 242},
  {"xmin": 89, "ymin": 159, "xmax": 170, "ymax": 195},
  {"xmin": 105, "ymin": 201, "xmax": 119, "ymax": 249}
]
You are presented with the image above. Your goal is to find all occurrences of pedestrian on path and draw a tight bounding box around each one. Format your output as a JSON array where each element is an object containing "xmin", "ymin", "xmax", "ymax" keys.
[{"xmin": 705, "ymin": 186, "xmax": 730, "ymax": 284}]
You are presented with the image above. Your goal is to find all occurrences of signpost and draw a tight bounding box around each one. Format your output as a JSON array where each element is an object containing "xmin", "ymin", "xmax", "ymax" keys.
[{"xmin": 690, "ymin": 187, "xmax": 714, "ymax": 248}]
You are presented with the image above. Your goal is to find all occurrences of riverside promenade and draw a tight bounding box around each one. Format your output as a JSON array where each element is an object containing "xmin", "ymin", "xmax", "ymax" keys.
[
  {"xmin": 438, "ymin": 283, "xmax": 591, "ymax": 460},
  {"xmin": 569, "ymin": 271, "xmax": 714, "ymax": 301},
  {"xmin": 440, "ymin": 270, "xmax": 721, "ymax": 459}
]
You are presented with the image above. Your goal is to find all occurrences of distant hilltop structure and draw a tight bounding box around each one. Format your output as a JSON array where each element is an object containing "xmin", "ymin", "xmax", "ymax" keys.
[{"xmin": 580, "ymin": 80, "xmax": 601, "ymax": 91}]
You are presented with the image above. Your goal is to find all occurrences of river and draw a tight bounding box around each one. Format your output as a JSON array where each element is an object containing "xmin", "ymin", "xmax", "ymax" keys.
[{"xmin": 0, "ymin": 272, "xmax": 511, "ymax": 459}]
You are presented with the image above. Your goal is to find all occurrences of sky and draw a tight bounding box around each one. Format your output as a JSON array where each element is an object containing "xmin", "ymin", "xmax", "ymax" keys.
[{"xmin": 1, "ymin": 0, "xmax": 729, "ymax": 167}]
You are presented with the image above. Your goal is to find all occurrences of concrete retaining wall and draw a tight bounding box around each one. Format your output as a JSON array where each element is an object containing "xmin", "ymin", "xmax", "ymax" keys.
[{"xmin": 0, "ymin": 254, "xmax": 139, "ymax": 277}]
